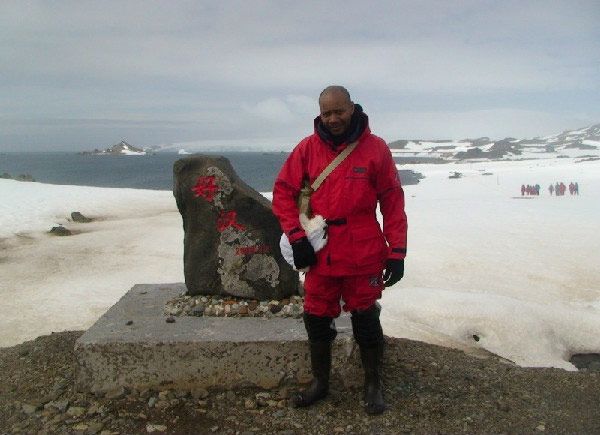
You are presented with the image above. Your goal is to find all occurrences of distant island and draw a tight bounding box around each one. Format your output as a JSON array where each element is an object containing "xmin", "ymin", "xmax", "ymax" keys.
[
  {"xmin": 79, "ymin": 140, "xmax": 147, "ymax": 156},
  {"xmin": 74, "ymin": 123, "xmax": 600, "ymax": 159},
  {"xmin": 388, "ymin": 123, "xmax": 600, "ymax": 163}
]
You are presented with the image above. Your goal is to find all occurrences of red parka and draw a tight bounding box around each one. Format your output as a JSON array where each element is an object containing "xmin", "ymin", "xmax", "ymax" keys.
[{"xmin": 272, "ymin": 113, "xmax": 407, "ymax": 276}]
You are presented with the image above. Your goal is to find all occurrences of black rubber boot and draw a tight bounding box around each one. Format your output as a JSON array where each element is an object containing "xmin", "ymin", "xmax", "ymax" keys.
[
  {"xmin": 292, "ymin": 340, "xmax": 332, "ymax": 407},
  {"xmin": 351, "ymin": 304, "xmax": 386, "ymax": 415},
  {"xmin": 359, "ymin": 341, "xmax": 385, "ymax": 415}
]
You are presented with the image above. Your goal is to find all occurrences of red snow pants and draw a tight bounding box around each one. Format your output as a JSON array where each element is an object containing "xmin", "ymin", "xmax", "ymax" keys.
[{"xmin": 303, "ymin": 271, "xmax": 384, "ymax": 318}]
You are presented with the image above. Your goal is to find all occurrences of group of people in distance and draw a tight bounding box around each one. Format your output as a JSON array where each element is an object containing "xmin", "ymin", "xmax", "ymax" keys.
[
  {"xmin": 521, "ymin": 184, "xmax": 541, "ymax": 196},
  {"xmin": 521, "ymin": 182, "xmax": 580, "ymax": 196},
  {"xmin": 549, "ymin": 181, "xmax": 579, "ymax": 196}
]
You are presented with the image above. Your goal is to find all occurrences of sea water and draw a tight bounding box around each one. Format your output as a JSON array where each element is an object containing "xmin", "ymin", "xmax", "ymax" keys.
[
  {"xmin": 0, "ymin": 152, "xmax": 290, "ymax": 192},
  {"xmin": 0, "ymin": 152, "xmax": 418, "ymax": 192}
]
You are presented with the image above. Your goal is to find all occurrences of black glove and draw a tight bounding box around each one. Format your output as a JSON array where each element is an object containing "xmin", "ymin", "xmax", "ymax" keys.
[
  {"xmin": 291, "ymin": 236, "xmax": 317, "ymax": 269},
  {"xmin": 383, "ymin": 259, "xmax": 404, "ymax": 287}
]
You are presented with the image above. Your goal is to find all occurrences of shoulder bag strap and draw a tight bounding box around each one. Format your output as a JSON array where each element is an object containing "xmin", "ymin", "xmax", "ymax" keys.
[
  {"xmin": 297, "ymin": 140, "xmax": 359, "ymax": 217},
  {"xmin": 310, "ymin": 140, "xmax": 359, "ymax": 191}
]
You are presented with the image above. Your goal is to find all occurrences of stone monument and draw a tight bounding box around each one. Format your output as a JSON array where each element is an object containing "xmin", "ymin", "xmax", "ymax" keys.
[{"xmin": 173, "ymin": 155, "xmax": 299, "ymax": 299}]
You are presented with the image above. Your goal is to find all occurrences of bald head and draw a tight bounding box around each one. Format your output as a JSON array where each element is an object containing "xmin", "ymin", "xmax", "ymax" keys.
[{"xmin": 319, "ymin": 85, "xmax": 352, "ymax": 105}]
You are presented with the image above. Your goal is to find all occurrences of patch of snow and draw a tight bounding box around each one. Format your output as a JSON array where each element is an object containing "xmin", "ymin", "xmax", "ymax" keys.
[
  {"xmin": 121, "ymin": 149, "xmax": 146, "ymax": 155},
  {"xmin": 568, "ymin": 128, "xmax": 589, "ymax": 135}
]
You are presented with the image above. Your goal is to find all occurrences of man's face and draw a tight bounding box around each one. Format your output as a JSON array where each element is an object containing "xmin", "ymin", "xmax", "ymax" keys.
[{"xmin": 319, "ymin": 91, "xmax": 354, "ymax": 136}]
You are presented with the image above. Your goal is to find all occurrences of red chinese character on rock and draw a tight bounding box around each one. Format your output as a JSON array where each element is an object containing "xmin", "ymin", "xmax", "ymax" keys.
[
  {"xmin": 191, "ymin": 176, "xmax": 218, "ymax": 202},
  {"xmin": 217, "ymin": 210, "xmax": 245, "ymax": 232}
]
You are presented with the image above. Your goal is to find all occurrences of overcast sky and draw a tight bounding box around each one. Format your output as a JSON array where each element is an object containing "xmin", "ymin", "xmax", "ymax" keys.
[{"xmin": 1, "ymin": 0, "xmax": 599, "ymax": 151}]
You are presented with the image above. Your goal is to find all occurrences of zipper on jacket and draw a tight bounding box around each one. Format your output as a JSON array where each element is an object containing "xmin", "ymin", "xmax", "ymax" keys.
[{"xmin": 327, "ymin": 254, "xmax": 331, "ymax": 266}]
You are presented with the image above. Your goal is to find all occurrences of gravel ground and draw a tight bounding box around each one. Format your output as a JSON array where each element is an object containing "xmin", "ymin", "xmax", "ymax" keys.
[{"xmin": 1, "ymin": 331, "xmax": 600, "ymax": 434}]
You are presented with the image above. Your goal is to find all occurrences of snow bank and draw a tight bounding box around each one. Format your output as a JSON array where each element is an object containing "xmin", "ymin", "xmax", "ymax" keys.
[
  {"xmin": 0, "ymin": 180, "xmax": 183, "ymax": 346},
  {"xmin": 381, "ymin": 157, "xmax": 600, "ymax": 369}
]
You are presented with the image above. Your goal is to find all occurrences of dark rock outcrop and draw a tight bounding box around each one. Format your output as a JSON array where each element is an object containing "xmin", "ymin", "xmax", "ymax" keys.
[
  {"xmin": 15, "ymin": 174, "xmax": 35, "ymax": 182},
  {"xmin": 0, "ymin": 173, "xmax": 36, "ymax": 182},
  {"xmin": 49, "ymin": 226, "xmax": 71, "ymax": 236},
  {"xmin": 173, "ymin": 155, "xmax": 299, "ymax": 299},
  {"xmin": 569, "ymin": 353, "xmax": 600, "ymax": 372},
  {"xmin": 398, "ymin": 170, "xmax": 425, "ymax": 185},
  {"xmin": 454, "ymin": 147, "xmax": 486, "ymax": 160},
  {"xmin": 71, "ymin": 212, "xmax": 92, "ymax": 223}
]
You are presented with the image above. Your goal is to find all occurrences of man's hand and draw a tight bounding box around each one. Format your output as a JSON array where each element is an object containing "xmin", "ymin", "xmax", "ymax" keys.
[
  {"xmin": 291, "ymin": 237, "xmax": 317, "ymax": 269},
  {"xmin": 383, "ymin": 259, "xmax": 404, "ymax": 287}
]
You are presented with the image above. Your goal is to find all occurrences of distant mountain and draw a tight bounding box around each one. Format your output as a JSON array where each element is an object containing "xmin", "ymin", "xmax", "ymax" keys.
[
  {"xmin": 388, "ymin": 123, "xmax": 600, "ymax": 163},
  {"xmin": 81, "ymin": 140, "xmax": 146, "ymax": 156}
]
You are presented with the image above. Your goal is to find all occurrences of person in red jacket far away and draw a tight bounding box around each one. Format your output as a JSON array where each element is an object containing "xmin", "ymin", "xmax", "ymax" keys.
[{"xmin": 272, "ymin": 86, "xmax": 408, "ymax": 415}]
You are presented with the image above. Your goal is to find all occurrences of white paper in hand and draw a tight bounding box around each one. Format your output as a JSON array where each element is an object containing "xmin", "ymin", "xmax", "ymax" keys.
[{"xmin": 279, "ymin": 214, "xmax": 328, "ymax": 271}]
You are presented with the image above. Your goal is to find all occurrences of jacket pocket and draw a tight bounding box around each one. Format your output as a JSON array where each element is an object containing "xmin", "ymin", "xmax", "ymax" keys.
[
  {"xmin": 351, "ymin": 224, "xmax": 387, "ymax": 267},
  {"xmin": 343, "ymin": 176, "xmax": 376, "ymax": 214}
]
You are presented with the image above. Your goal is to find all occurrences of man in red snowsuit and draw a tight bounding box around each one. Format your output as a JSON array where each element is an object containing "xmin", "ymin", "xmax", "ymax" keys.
[{"xmin": 272, "ymin": 86, "xmax": 407, "ymax": 415}]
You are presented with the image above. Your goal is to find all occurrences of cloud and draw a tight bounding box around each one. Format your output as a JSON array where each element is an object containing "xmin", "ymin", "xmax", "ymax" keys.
[
  {"xmin": 374, "ymin": 108, "xmax": 597, "ymax": 141},
  {"xmin": 242, "ymin": 95, "xmax": 315, "ymax": 124},
  {"xmin": 243, "ymin": 98, "xmax": 295, "ymax": 123},
  {"xmin": 0, "ymin": 1, "xmax": 598, "ymax": 150},
  {"xmin": 3, "ymin": 1, "xmax": 598, "ymax": 93}
]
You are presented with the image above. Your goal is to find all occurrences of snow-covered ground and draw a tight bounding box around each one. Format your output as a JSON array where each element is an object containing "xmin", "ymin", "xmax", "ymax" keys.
[
  {"xmin": 0, "ymin": 182, "xmax": 183, "ymax": 347},
  {"xmin": 381, "ymin": 157, "xmax": 600, "ymax": 370},
  {"xmin": 1, "ymin": 157, "xmax": 599, "ymax": 371}
]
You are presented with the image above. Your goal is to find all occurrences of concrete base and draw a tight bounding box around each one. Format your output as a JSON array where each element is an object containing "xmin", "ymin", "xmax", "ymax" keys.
[{"xmin": 75, "ymin": 284, "xmax": 362, "ymax": 393}]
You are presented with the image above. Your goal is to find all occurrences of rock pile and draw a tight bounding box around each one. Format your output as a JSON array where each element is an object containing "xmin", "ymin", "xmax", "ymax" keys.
[{"xmin": 164, "ymin": 293, "xmax": 304, "ymax": 319}]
